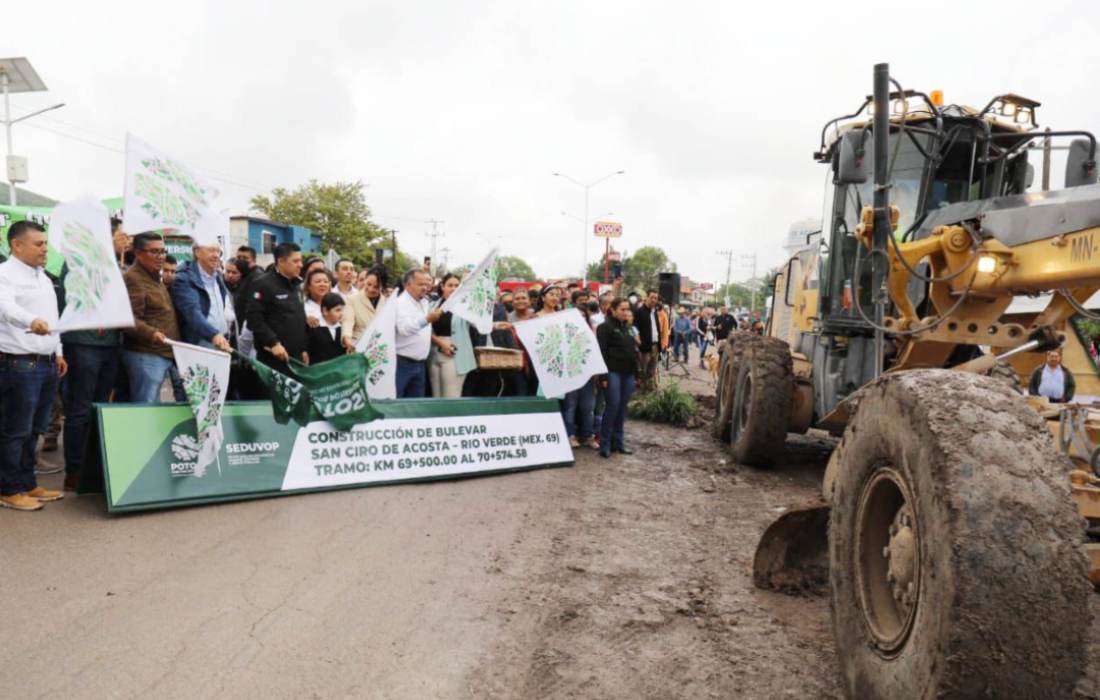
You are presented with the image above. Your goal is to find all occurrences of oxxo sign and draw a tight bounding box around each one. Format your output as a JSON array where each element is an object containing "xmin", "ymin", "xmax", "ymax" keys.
[{"xmin": 593, "ymin": 221, "xmax": 623, "ymax": 238}]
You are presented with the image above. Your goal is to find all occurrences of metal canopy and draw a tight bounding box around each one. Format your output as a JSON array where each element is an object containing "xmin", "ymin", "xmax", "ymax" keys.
[{"xmin": 0, "ymin": 57, "xmax": 47, "ymax": 93}]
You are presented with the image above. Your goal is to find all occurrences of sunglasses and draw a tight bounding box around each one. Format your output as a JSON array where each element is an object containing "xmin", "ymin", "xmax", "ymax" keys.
[{"xmin": 141, "ymin": 248, "xmax": 168, "ymax": 257}]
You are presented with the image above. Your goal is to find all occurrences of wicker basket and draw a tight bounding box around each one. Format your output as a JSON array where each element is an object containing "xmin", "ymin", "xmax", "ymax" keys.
[{"xmin": 474, "ymin": 347, "xmax": 523, "ymax": 371}]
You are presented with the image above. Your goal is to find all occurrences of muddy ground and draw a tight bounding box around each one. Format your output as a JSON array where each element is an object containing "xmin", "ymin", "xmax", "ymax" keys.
[{"xmin": 1, "ymin": 361, "xmax": 1096, "ymax": 698}]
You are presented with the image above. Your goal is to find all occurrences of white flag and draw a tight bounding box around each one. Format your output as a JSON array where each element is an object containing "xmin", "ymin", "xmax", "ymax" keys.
[
  {"xmin": 169, "ymin": 341, "xmax": 231, "ymax": 478},
  {"xmin": 442, "ymin": 247, "xmax": 498, "ymax": 334},
  {"xmin": 355, "ymin": 295, "xmax": 397, "ymax": 399},
  {"xmin": 514, "ymin": 309, "xmax": 608, "ymax": 399},
  {"xmin": 123, "ymin": 133, "xmax": 221, "ymax": 246},
  {"xmin": 52, "ymin": 197, "xmax": 135, "ymax": 333}
]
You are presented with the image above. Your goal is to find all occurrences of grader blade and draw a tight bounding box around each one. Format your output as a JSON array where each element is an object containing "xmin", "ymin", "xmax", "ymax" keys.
[{"xmin": 752, "ymin": 500, "xmax": 830, "ymax": 593}]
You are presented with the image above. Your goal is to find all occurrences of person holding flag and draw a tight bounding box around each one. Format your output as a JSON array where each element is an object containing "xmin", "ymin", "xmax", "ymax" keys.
[
  {"xmin": 121, "ymin": 233, "xmax": 182, "ymax": 403},
  {"xmin": 246, "ymin": 243, "xmax": 309, "ymax": 382},
  {"xmin": 54, "ymin": 202, "xmax": 135, "ymax": 490},
  {"xmin": 0, "ymin": 222, "xmax": 68, "ymax": 511},
  {"xmin": 394, "ymin": 268, "xmax": 442, "ymax": 398},
  {"xmin": 170, "ymin": 243, "xmax": 233, "ymax": 353}
]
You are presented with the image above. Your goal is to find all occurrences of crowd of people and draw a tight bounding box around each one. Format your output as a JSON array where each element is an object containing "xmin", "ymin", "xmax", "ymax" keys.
[{"xmin": 0, "ymin": 216, "xmax": 772, "ymax": 511}]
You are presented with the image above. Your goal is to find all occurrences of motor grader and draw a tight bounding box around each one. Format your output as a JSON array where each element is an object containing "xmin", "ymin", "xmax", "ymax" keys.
[{"xmin": 713, "ymin": 63, "xmax": 1100, "ymax": 698}]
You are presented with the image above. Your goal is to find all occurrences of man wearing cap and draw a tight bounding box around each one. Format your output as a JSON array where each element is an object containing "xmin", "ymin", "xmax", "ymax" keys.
[{"xmin": 0, "ymin": 221, "xmax": 68, "ymax": 511}]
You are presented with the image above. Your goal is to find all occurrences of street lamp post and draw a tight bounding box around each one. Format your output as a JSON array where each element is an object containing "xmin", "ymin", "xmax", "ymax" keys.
[
  {"xmin": 0, "ymin": 58, "xmax": 64, "ymax": 206},
  {"xmin": 553, "ymin": 170, "xmax": 624, "ymax": 287}
]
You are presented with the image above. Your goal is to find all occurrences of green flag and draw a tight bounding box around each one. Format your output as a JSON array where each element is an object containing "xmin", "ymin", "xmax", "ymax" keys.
[
  {"xmin": 246, "ymin": 356, "xmax": 314, "ymax": 427},
  {"xmin": 290, "ymin": 354, "xmax": 383, "ymax": 430}
]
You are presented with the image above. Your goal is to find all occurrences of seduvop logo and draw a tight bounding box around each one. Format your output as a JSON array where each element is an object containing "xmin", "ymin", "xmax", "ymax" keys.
[{"xmin": 225, "ymin": 441, "xmax": 280, "ymax": 467}]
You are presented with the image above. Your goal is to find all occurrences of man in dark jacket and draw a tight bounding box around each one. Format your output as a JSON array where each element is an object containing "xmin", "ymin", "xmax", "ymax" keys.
[
  {"xmin": 246, "ymin": 242, "xmax": 308, "ymax": 378},
  {"xmin": 713, "ymin": 306, "xmax": 736, "ymax": 344},
  {"xmin": 233, "ymin": 246, "xmax": 260, "ymax": 325},
  {"xmin": 170, "ymin": 244, "xmax": 232, "ymax": 352},
  {"xmin": 1028, "ymin": 348, "xmax": 1077, "ymax": 403},
  {"xmin": 633, "ymin": 289, "xmax": 660, "ymax": 390}
]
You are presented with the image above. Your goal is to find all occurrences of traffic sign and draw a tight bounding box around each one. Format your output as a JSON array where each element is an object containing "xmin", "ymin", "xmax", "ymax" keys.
[{"xmin": 593, "ymin": 221, "xmax": 623, "ymax": 238}]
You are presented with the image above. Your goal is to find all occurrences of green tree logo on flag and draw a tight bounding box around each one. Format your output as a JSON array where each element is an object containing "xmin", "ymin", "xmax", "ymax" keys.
[
  {"xmin": 360, "ymin": 329, "xmax": 390, "ymax": 385},
  {"xmin": 59, "ymin": 220, "xmax": 113, "ymax": 313},
  {"xmin": 464, "ymin": 264, "xmax": 498, "ymax": 322},
  {"xmin": 134, "ymin": 156, "xmax": 211, "ymax": 227},
  {"xmin": 182, "ymin": 365, "xmax": 222, "ymax": 437},
  {"xmin": 534, "ymin": 321, "xmax": 592, "ymax": 378}
]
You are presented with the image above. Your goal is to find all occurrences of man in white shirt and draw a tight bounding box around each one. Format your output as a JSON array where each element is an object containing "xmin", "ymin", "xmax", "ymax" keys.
[
  {"xmin": 394, "ymin": 268, "xmax": 442, "ymax": 398},
  {"xmin": 334, "ymin": 259, "xmax": 359, "ymax": 302},
  {"xmin": 0, "ymin": 221, "xmax": 68, "ymax": 511}
]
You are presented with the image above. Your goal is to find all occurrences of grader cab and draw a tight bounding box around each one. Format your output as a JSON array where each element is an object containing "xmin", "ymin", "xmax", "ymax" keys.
[{"xmin": 714, "ymin": 63, "xmax": 1100, "ymax": 697}]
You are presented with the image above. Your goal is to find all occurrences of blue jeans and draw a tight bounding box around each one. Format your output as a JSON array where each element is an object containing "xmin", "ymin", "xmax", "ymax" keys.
[
  {"xmin": 561, "ymin": 378, "xmax": 596, "ymax": 440},
  {"xmin": 121, "ymin": 350, "xmax": 174, "ymax": 404},
  {"xmin": 600, "ymin": 371, "xmax": 635, "ymax": 451},
  {"xmin": 673, "ymin": 332, "xmax": 690, "ymax": 362},
  {"xmin": 0, "ymin": 355, "xmax": 59, "ymax": 496},
  {"xmin": 61, "ymin": 345, "xmax": 120, "ymax": 477},
  {"xmin": 698, "ymin": 338, "xmax": 710, "ymax": 367},
  {"xmin": 396, "ymin": 356, "xmax": 427, "ymax": 398}
]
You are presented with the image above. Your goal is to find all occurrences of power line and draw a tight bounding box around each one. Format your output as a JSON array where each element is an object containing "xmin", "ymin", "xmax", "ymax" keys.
[{"xmin": 8, "ymin": 103, "xmax": 274, "ymax": 193}]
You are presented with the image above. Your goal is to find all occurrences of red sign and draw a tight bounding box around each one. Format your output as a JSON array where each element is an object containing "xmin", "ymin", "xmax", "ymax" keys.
[
  {"xmin": 593, "ymin": 221, "xmax": 623, "ymax": 238},
  {"xmin": 699, "ymin": 282, "xmax": 714, "ymax": 290}
]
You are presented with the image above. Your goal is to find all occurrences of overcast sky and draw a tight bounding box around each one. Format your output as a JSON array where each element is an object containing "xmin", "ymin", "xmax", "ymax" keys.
[{"xmin": 5, "ymin": 0, "xmax": 1098, "ymax": 284}]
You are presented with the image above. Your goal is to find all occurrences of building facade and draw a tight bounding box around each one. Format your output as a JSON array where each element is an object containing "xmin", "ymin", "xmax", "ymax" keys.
[{"xmin": 230, "ymin": 216, "xmax": 322, "ymax": 267}]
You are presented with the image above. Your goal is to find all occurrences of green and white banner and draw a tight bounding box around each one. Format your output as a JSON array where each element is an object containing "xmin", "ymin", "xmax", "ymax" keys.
[
  {"xmin": 52, "ymin": 196, "xmax": 134, "ymax": 332},
  {"xmin": 93, "ymin": 398, "xmax": 572, "ymax": 513}
]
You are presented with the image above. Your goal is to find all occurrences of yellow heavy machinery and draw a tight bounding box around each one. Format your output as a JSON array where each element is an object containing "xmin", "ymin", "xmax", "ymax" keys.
[{"xmin": 713, "ymin": 63, "xmax": 1100, "ymax": 698}]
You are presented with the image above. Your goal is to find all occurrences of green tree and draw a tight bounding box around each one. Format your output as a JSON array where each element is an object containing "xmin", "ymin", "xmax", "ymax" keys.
[
  {"xmin": 250, "ymin": 180, "xmax": 386, "ymax": 267},
  {"xmin": 623, "ymin": 246, "xmax": 674, "ymax": 292},
  {"xmin": 715, "ymin": 282, "xmax": 754, "ymax": 309},
  {"xmin": 497, "ymin": 255, "xmax": 537, "ymax": 281}
]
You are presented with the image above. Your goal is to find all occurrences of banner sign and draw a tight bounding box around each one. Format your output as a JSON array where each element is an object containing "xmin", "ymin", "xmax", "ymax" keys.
[
  {"xmin": 92, "ymin": 398, "xmax": 572, "ymax": 513},
  {"xmin": 593, "ymin": 221, "xmax": 623, "ymax": 238}
]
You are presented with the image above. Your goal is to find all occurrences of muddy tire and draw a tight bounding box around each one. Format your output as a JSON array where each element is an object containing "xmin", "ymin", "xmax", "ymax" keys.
[
  {"xmin": 728, "ymin": 338, "xmax": 792, "ymax": 466},
  {"xmin": 712, "ymin": 332, "xmax": 762, "ymax": 443},
  {"xmin": 829, "ymin": 370, "xmax": 1090, "ymax": 699}
]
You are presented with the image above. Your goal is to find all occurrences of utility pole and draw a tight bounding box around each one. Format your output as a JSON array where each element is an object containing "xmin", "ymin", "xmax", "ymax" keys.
[
  {"xmin": 424, "ymin": 219, "xmax": 444, "ymax": 275},
  {"xmin": 740, "ymin": 252, "xmax": 758, "ymax": 312},
  {"xmin": 716, "ymin": 249, "xmax": 733, "ymax": 307},
  {"xmin": 0, "ymin": 58, "xmax": 64, "ymax": 207},
  {"xmin": 439, "ymin": 246, "xmax": 451, "ymax": 272},
  {"xmin": 553, "ymin": 170, "xmax": 624, "ymax": 287}
]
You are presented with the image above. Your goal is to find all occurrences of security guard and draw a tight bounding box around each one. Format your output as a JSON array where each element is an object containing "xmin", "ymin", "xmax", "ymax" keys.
[{"xmin": 245, "ymin": 242, "xmax": 309, "ymax": 378}]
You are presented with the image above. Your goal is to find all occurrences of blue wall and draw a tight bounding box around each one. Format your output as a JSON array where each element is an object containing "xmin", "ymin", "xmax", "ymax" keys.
[{"xmin": 246, "ymin": 220, "xmax": 322, "ymax": 254}]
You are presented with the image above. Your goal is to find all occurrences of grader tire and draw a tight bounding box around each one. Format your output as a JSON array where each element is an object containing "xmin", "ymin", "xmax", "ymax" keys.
[
  {"xmin": 829, "ymin": 370, "xmax": 1090, "ymax": 699},
  {"xmin": 728, "ymin": 338, "xmax": 792, "ymax": 467},
  {"xmin": 712, "ymin": 332, "xmax": 763, "ymax": 443}
]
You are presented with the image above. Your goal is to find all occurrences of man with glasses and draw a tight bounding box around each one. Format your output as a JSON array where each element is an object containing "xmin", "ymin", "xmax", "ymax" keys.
[{"xmin": 121, "ymin": 233, "xmax": 181, "ymax": 403}]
